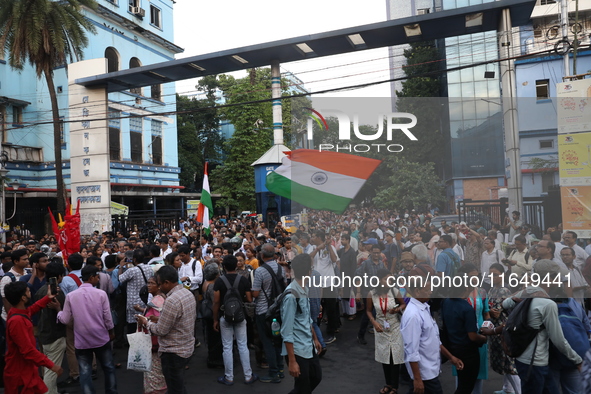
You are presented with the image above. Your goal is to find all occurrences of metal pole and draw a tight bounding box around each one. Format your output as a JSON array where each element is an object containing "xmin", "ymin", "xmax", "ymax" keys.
[
  {"xmin": 573, "ymin": 0, "xmax": 579, "ymax": 75},
  {"xmin": 1, "ymin": 183, "xmax": 5, "ymax": 244},
  {"xmin": 271, "ymin": 60, "xmax": 283, "ymax": 145},
  {"xmin": 499, "ymin": 8, "xmax": 523, "ymax": 215},
  {"xmin": 562, "ymin": 0, "xmax": 570, "ymax": 75}
]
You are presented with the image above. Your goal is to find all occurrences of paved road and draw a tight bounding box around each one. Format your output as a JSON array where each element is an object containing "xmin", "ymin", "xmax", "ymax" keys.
[{"xmin": 48, "ymin": 314, "xmax": 504, "ymax": 394}]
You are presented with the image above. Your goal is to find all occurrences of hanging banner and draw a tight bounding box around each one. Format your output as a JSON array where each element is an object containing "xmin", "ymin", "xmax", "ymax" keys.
[
  {"xmin": 557, "ymin": 80, "xmax": 591, "ymax": 134},
  {"xmin": 558, "ymin": 132, "xmax": 591, "ymax": 186},
  {"xmin": 561, "ymin": 186, "xmax": 591, "ymax": 238}
]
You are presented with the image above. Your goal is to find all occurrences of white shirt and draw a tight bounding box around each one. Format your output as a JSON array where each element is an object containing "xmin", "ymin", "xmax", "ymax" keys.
[
  {"xmin": 374, "ymin": 228, "xmax": 384, "ymax": 240},
  {"xmin": 401, "ymin": 298, "xmax": 441, "ymax": 381},
  {"xmin": 311, "ymin": 244, "xmax": 339, "ymax": 288},
  {"xmin": 349, "ymin": 236, "xmax": 359, "ymax": 252},
  {"xmin": 178, "ymin": 258, "xmax": 203, "ymax": 291},
  {"xmin": 161, "ymin": 247, "xmax": 172, "ymax": 260},
  {"xmin": 571, "ymin": 244, "xmax": 589, "ymax": 268},
  {"xmin": 585, "ymin": 244, "xmax": 591, "ymax": 256},
  {"xmin": 481, "ymin": 249, "xmax": 505, "ymax": 284}
]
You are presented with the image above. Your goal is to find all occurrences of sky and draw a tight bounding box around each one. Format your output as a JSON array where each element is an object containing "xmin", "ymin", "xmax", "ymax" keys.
[{"xmin": 172, "ymin": 0, "xmax": 394, "ymax": 101}]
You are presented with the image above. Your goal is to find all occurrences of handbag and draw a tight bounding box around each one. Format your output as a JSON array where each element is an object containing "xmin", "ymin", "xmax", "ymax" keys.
[
  {"xmin": 138, "ymin": 266, "xmax": 149, "ymax": 305},
  {"xmin": 126, "ymin": 328, "xmax": 153, "ymax": 372}
]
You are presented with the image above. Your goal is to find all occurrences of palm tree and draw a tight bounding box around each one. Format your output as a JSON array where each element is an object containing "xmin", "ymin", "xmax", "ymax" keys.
[{"xmin": 0, "ymin": 0, "xmax": 97, "ymax": 214}]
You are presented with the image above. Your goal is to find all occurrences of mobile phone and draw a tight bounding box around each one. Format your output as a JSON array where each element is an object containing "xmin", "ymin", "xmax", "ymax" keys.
[{"xmin": 49, "ymin": 277, "xmax": 58, "ymax": 295}]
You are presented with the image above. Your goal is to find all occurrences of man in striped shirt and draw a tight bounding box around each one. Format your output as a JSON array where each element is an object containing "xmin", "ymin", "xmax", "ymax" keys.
[{"xmin": 137, "ymin": 265, "xmax": 196, "ymax": 394}]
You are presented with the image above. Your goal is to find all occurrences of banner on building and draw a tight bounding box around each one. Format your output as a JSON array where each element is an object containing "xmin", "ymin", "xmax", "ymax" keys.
[
  {"xmin": 281, "ymin": 214, "xmax": 301, "ymax": 233},
  {"xmin": 110, "ymin": 202, "xmax": 129, "ymax": 216},
  {"xmin": 558, "ymin": 132, "xmax": 591, "ymax": 186},
  {"xmin": 557, "ymin": 79, "xmax": 591, "ymax": 134},
  {"xmin": 561, "ymin": 186, "xmax": 591, "ymax": 238},
  {"xmin": 187, "ymin": 200, "xmax": 200, "ymax": 211}
]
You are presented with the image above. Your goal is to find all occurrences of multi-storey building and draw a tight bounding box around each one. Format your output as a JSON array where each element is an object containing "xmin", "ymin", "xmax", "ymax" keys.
[{"xmin": 0, "ymin": 0, "xmax": 187, "ymax": 233}]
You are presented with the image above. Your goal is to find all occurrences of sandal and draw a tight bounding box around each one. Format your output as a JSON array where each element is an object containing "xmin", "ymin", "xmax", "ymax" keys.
[{"xmin": 380, "ymin": 385, "xmax": 393, "ymax": 394}]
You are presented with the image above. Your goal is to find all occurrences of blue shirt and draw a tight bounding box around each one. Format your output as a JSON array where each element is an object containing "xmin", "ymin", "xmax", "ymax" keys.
[
  {"xmin": 60, "ymin": 269, "xmax": 82, "ymax": 295},
  {"xmin": 435, "ymin": 248, "xmax": 460, "ymax": 277},
  {"xmin": 281, "ymin": 280, "xmax": 313, "ymax": 359},
  {"xmin": 401, "ymin": 298, "xmax": 441, "ymax": 380}
]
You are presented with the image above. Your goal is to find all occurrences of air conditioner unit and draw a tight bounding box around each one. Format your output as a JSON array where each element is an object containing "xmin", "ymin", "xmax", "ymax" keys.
[{"xmin": 131, "ymin": 7, "xmax": 145, "ymax": 17}]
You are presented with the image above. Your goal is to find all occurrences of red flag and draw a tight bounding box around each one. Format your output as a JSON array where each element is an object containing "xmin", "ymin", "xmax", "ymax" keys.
[
  {"xmin": 48, "ymin": 200, "xmax": 81, "ymax": 263},
  {"xmin": 64, "ymin": 200, "xmax": 81, "ymax": 258}
]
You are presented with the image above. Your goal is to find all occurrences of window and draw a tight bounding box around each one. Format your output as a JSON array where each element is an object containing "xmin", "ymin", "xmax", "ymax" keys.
[
  {"xmin": 12, "ymin": 106, "xmax": 22, "ymax": 125},
  {"xmin": 536, "ymin": 79, "xmax": 550, "ymax": 100},
  {"xmin": 541, "ymin": 172, "xmax": 555, "ymax": 193},
  {"xmin": 109, "ymin": 109, "xmax": 121, "ymax": 161},
  {"xmin": 417, "ymin": 8, "xmax": 430, "ymax": 15},
  {"xmin": 540, "ymin": 0, "xmax": 556, "ymax": 5},
  {"xmin": 129, "ymin": 58, "xmax": 142, "ymax": 95},
  {"xmin": 150, "ymin": 5, "xmax": 161, "ymax": 28},
  {"xmin": 128, "ymin": 0, "xmax": 139, "ymax": 12},
  {"xmin": 151, "ymin": 120, "xmax": 162, "ymax": 165},
  {"xmin": 106, "ymin": 0, "xmax": 118, "ymax": 4},
  {"xmin": 151, "ymin": 84, "xmax": 162, "ymax": 101},
  {"xmin": 105, "ymin": 47, "xmax": 119, "ymax": 73},
  {"xmin": 130, "ymin": 115, "xmax": 143, "ymax": 163},
  {"xmin": 539, "ymin": 139, "xmax": 554, "ymax": 149}
]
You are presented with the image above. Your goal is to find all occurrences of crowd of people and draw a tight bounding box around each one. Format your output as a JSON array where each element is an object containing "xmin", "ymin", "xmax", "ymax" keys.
[{"xmin": 0, "ymin": 207, "xmax": 591, "ymax": 394}]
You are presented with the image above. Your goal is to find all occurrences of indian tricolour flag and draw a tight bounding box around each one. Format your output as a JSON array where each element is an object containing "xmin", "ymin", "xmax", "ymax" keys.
[
  {"xmin": 266, "ymin": 150, "xmax": 381, "ymax": 214},
  {"xmin": 197, "ymin": 162, "xmax": 213, "ymax": 232}
]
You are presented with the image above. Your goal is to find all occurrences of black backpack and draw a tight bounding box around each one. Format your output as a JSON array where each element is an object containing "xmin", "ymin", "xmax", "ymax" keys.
[
  {"xmin": 220, "ymin": 275, "xmax": 245, "ymax": 324},
  {"xmin": 260, "ymin": 264, "xmax": 286, "ymax": 307},
  {"xmin": 502, "ymin": 297, "xmax": 544, "ymax": 358},
  {"xmin": 265, "ymin": 288, "xmax": 302, "ymax": 344}
]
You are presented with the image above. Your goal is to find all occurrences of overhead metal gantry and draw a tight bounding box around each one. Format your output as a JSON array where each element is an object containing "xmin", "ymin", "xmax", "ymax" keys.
[{"xmin": 76, "ymin": 0, "xmax": 536, "ymax": 92}]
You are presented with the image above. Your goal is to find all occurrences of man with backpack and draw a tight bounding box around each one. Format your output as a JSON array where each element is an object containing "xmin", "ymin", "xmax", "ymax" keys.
[
  {"xmin": 0, "ymin": 249, "xmax": 29, "ymax": 321},
  {"xmin": 435, "ymin": 235, "xmax": 460, "ymax": 278},
  {"xmin": 501, "ymin": 259, "xmax": 582, "ymax": 394},
  {"xmin": 281, "ymin": 253, "xmax": 323, "ymax": 394},
  {"xmin": 252, "ymin": 243, "xmax": 286, "ymax": 383},
  {"xmin": 213, "ymin": 255, "xmax": 257, "ymax": 385}
]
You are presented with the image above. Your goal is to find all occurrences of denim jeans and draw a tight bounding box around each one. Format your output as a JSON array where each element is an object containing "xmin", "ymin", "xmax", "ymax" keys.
[
  {"xmin": 75, "ymin": 342, "xmax": 117, "ymax": 394},
  {"xmin": 220, "ymin": 317, "xmax": 253, "ymax": 381},
  {"xmin": 160, "ymin": 352, "xmax": 190, "ymax": 394},
  {"xmin": 551, "ymin": 368, "xmax": 582, "ymax": 394},
  {"xmin": 309, "ymin": 298, "xmax": 325, "ymax": 348},
  {"xmin": 255, "ymin": 313, "xmax": 283, "ymax": 377},
  {"xmin": 515, "ymin": 361, "xmax": 559, "ymax": 394}
]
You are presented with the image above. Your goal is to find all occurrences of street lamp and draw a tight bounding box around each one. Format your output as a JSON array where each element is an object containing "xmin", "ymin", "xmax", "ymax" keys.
[{"xmin": 6, "ymin": 181, "xmax": 20, "ymax": 221}]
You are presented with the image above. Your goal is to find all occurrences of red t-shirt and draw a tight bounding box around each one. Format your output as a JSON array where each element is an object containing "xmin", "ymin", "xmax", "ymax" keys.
[{"xmin": 4, "ymin": 296, "xmax": 54, "ymax": 394}]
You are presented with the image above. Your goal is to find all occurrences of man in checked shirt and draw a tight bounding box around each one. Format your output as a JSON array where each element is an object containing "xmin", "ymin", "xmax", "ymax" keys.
[{"xmin": 137, "ymin": 265, "xmax": 196, "ymax": 394}]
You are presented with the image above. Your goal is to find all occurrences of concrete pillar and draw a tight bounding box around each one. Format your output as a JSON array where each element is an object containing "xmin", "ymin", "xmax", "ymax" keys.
[
  {"xmin": 271, "ymin": 60, "xmax": 283, "ymax": 145},
  {"xmin": 68, "ymin": 59, "xmax": 112, "ymax": 234},
  {"xmin": 499, "ymin": 8, "xmax": 522, "ymax": 214}
]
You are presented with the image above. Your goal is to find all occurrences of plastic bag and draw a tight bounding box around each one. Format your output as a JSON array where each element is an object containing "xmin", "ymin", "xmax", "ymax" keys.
[{"xmin": 127, "ymin": 330, "xmax": 152, "ymax": 372}]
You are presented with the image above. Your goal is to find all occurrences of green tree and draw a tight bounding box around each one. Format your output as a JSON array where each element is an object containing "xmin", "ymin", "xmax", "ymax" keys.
[
  {"xmin": 210, "ymin": 68, "xmax": 305, "ymax": 210},
  {"xmin": 0, "ymin": 0, "xmax": 97, "ymax": 214},
  {"xmin": 395, "ymin": 41, "xmax": 444, "ymax": 166},
  {"xmin": 176, "ymin": 77, "xmax": 223, "ymax": 189},
  {"xmin": 373, "ymin": 158, "xmax": 444, "ymax": 211}
]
